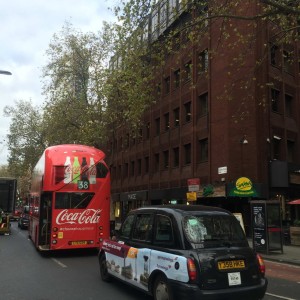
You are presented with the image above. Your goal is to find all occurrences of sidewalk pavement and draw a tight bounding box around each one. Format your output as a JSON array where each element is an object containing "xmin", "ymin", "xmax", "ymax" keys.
[{"xmin": 248, "ymin": 239, "xmax": 300, "ymax": 266}]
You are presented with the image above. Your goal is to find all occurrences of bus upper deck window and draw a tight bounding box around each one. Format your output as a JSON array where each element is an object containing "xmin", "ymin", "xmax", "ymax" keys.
[{"xmin": 96, "ymin": 163, "xmax": 109, "ymax": 178}]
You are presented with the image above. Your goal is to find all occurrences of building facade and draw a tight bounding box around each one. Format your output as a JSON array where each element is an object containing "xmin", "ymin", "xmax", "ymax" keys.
[{"xmin": 105, "ymin": 0, "xmax": 300, "ymax": 234}]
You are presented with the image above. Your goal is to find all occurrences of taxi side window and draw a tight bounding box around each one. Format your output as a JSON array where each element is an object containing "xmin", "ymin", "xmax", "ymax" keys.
[
  {"xmin": 120, "ymin": 214, "xmax": 135, "ymax": 239},
  {"xmin": 132, "ymin": 214, "xmax": 153, "ymax": 242},
  {"xmin": 154, "ymin": 215, "xmax": 174, "ymax": 246}
]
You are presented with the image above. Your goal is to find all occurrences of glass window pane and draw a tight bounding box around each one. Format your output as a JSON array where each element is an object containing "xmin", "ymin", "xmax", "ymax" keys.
[{"xmin": 55, "ymin": 192, "xmax": 94, "ymax": 209}]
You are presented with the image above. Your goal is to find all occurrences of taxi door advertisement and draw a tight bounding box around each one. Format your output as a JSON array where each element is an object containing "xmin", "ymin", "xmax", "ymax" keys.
[{"xmin": 102, "ymin": 240, "xmax": 189, "ymax": 289}]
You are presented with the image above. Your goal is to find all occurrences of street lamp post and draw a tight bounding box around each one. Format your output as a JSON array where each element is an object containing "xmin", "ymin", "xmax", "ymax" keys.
[{"xmin": 0, "ymin": 70, "xmax": 12, "ymax": 75}]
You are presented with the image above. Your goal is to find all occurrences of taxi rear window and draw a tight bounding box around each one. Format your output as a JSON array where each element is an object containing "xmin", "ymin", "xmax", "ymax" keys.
[{"xmin": 183, "ymin": 215, "xmax": 245, "ymax": 244}]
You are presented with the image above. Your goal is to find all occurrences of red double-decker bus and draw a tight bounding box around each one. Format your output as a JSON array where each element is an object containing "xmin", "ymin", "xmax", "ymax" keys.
[{"xmin": 29, "ymin": 144, "xmax": 110, "ymax": 251}]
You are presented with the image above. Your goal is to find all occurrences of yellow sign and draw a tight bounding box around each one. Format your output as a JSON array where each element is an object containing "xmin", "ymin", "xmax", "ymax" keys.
[
  {"xmin": 58, "ymin": 232, "xmax": 63, "ymax": 239},
  {"xmin": 236, "ymin": 177, "xmax": 252, "ymax": 191},
  {"xmin": 186, "ymin": 192, "xmax": 197, "ymax": 201}
]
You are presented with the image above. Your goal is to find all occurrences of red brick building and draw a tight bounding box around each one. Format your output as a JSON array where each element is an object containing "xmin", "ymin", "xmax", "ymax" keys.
[{"xmin": 106, "ymin": 0, "xmax": 300, "ymax": 234}]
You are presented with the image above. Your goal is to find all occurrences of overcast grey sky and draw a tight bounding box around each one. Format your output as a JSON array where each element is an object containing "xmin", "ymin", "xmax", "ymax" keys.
[{"xmin": 0, "ymin": 0, "xmax": 114, "ymax": 166}]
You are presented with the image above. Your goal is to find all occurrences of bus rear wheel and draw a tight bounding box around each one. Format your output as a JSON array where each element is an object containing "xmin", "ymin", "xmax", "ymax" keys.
[{"xmin": 99, "ymin": 254, "xmax": 111, "ymax": 282}]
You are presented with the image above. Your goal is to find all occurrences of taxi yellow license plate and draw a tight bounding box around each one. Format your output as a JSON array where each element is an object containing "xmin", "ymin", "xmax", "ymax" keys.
[
  {"xmin": 71, "ymin": 241, "xmax": 87, "ymax": 245},
  {"xmin": 218, "ymin": 260, "xmax": 245, "ymax": 270}
]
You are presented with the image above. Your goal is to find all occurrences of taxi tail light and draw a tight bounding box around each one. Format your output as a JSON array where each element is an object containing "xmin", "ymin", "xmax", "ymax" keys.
[
  {"xmin": 256, "ymin": 254, "xmax": 265, "ymax": 277},
  {"xmin": 187, "ymin": 258, "xmax": 197, "ymax": 282}
]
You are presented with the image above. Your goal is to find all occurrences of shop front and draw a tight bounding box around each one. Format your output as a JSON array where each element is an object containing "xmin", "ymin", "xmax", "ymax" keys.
[
  {"xmin": 112, "ymin": 191, "xmax": 148, "ymax": 230},
  {"xmin": 225, "ymin": 177, "xmax": 268, "ymax": 237}
]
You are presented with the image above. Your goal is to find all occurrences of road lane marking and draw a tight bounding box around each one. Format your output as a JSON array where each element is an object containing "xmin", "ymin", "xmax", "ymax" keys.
[
  {"xmin": 266, "ymin": 292, "xmax": 296, "ymax": 300},
  {"xmin": 51, "ymin": 258, "xmax": 67, "ymax": 268}
]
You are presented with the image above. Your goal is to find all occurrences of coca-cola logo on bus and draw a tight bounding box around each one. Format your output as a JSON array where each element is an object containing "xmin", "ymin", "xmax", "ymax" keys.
[{"xmin": 56, "ymin": 209, "xmax": 101, "ymax": 225}]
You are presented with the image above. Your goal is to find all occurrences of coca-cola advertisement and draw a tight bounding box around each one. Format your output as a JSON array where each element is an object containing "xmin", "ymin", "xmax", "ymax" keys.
[{"xmin": 56, "ymin": 209, "xmax": 101, "ymax": 226}]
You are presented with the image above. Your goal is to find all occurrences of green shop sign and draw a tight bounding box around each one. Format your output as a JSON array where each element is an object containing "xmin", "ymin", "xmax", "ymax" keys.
[{"xmin": 229, "ymin": 177, "xmax": 258, "ymax": 197}]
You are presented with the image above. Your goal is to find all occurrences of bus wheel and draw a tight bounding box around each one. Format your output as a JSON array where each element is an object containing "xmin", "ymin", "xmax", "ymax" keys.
[
  {"xmin": 99, "ymin": 254, "xmax": 111, "ymax": 282},
  {"xmin": 153, "ymin": 274, "xmax": 173, "ymax": 300}
]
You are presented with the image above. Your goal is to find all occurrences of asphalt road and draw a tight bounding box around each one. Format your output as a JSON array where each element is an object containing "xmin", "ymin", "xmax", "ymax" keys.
[
  {"xmin": 264, "ymin": 260, "xmax": 300, "ymax": 300},
  {"xmin": 1, "ymin": 222, "xmax": 299, "ymax": 300},
  {"xmin": 0, "ymin": 222, "xmax": 151, "ymax": 300}
]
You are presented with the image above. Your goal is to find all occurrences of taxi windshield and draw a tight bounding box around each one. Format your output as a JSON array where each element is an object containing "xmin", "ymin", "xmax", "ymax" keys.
[{"xmin": 183, "ymin": 215, "xmax": 245, "ymax": 244}]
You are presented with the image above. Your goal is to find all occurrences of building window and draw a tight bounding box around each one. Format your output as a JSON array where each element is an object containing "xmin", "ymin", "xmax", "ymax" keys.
[
  {"xmin": 164, "ymin": 112, "xmax": 170, "ymax": 131},
  {"xmin": 159, "ymin": 0, "xmax": 167, "ymax": 34},
  {"xmin": 173, "ymin": 147, "xmax": 179, "ymax": 168},
  {"xmin": 184, "ymin": 61, "xmax": 192, "ymax": 82},
  {"xmin": 156, "ymin": 83, "xmax": 161, "ymax": 96},
  {"xmin": 154, "ymin": 153, "xmax": 160, "ymax": 172},
  {"xmin": 184, "ymin": 143, "xmax": 191, "ymax": 165},
  {"xmin": 271, "ymin": 88, "xmax": 280, "ymax": 113},
  {"xmin": 145, "ymin": 156, "xmax": 149, "ymax": 173},
  {"xmin": 163, "ymin": 150, "xmax": 169, "ymax": 169},
  {"xmin": 285, "ymin": 94, "xmax": 293, "ymax": 117},
  {"xmin": 124, "ymin": 163, "xmax": 129, "ymax": 177},
  {"xmin": 151, "ymin": 8, "xmax": 159, "ymax": 41},
  {"xmin": 118, "ymin": 137, "xmax": 123, "ymax": 150},
  {"xmin": 118, "ymin": 165, "xmax": 121, "ymax": 179},
  {"xmin": 168, "ymin": 0, "xmax": 177, "ymax": 22},
  {"xmin": 174, "ymin": 69, "xmax": 180, "ymax": 89},
  {"xmin": 130, "ymin": 161, "xmax": 135, "ymax": 176},
  {"xmin": 198, "ymin": 49, "xmax": 208, "ymax": 73},
  {"xmin": 131, "ymin": 130, "xmax": 135, "ymax": 146},
  {"xmin": 272, "ymin": 136, "xmax": 281, "ymax": 160},
  {"xmin": 146, "ymin": 122, "xmax": 150, "ymax": 139},
  {"xmin": 164, "ymin": 76, "xmax": 170, "ymax": 94},
  {"xmin": 287, "ymin": 140, "xmax": 295, "ymax": 162},
  {"xmin": 172, "ymin": 32, "xmax": 180, "ymax": 51},
  {"xmin": 173, "ymin": 107, "xmax": 180, "ymax": 127},
  {"xmin": 137, "ymin": 159, "xmax": 142, "ymax": 175},
  {"xmin": 136, "ymin": 128, "xmax": 142, "ymax": 143},
  {"xmin": 283, "ymin": 50, "xmax": 293, "ymax": 73},
  {"xmin": 197, "ymin": 138, "xmax": 208, "ymax": 162},
  {"xmin": 125, "ymin": 133, "xmax": 129, "ymax": 148},
  {"xmin": 270, "ymin": 44, "xmax": 280, "ymax": 66},
  {"xmin": 184, "ymin": 101, "xmax": 192, "ymax": 123},
  {"xmin": 155, "ymin": 117, "xmax": 160, "ymax": 135},
  {"xmin": 197, "ymin": 93, "xmax": 208, "ymax": 116}
]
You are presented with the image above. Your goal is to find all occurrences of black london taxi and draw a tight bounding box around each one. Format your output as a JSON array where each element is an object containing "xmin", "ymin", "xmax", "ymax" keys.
[{"xmin": 98, "ymin": 205, "xmax": 267, "ymax": 300}]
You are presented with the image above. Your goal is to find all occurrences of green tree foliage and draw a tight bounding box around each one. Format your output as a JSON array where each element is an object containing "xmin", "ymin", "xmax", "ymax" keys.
[
  {"xmin": 0, "ymin": 165, "xmax": 11, "ymax": 177},
  {"xmin": 3, "ymin": 100, "xmax": 46, "ymax": 195},
  {"xmin": 41, "ymin": 22, "xmax": 109, "ymax": 148},
  {"xmin": 4, "ymin": 100, "xmax": 46, "ymax": 173}
]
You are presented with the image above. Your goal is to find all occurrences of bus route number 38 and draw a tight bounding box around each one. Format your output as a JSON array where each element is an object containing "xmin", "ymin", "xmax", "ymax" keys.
[{"xmin": 77, "ymin": 180, "xmax": 90, "ymax": 190}]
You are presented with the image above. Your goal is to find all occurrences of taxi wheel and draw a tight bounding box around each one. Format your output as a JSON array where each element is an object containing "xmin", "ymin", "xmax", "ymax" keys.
[
  {"xmin": 99, "ymin": 254, "xmax": 111, "ymax": 282},
  {"xmin": 153, "ymin": 274, "xmax": 173, "ymax": 300}
]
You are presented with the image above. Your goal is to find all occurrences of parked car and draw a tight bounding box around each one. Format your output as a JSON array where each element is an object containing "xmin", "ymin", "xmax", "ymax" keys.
[
  {"xmin": 98, "ymin": 205, "xmax": 268, "ymax": 300},
  {"xmin": 18, "ymin": 205, "xmax": 29, "ymax": 229}
]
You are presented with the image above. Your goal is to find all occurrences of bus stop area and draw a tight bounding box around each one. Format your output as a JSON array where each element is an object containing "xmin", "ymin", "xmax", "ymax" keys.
[{"xmin": 248, "ymin": 237, "xmax": 300, "ymax": 266}]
